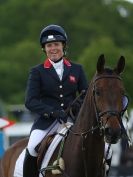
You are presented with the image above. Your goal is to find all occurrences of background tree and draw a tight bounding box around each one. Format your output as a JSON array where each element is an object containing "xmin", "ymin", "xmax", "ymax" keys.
[{"xmin": 0, "ymin": 0, "xmax": 133, "ymax": 107}]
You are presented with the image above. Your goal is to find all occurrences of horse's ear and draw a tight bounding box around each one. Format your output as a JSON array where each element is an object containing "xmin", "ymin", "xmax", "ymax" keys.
[
  {"xmin": 114, "ymin": 56, "xmax": 125, "ymax": 74},
  {"xmin": 97, "ymin": 54, "xmax": 105, "ymax": 74}
]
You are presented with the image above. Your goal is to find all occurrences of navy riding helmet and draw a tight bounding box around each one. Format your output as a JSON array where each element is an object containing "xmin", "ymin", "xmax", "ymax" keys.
[{"xmin": 40, "ymin": 24, "xmax": 68, "ymax": 47}]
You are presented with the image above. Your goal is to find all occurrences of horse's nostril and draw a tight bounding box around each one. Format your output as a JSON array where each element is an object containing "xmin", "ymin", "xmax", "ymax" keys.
[
  {"xmin": 105, "ymin": 127, "xmax": 112, "ymax": 135},
  {"xmin": 105, "ymin": 127, "xmax": 121, "ymax": 136},
  {"xmin": 104, "ymin": 127, "xmax": 121, "ymax": 144}
]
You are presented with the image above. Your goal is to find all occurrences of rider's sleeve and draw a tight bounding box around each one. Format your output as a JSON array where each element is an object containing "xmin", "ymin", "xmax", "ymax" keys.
[{"xmin": 25, "ymin": 68, "xmax": 55, "ymax": 116}]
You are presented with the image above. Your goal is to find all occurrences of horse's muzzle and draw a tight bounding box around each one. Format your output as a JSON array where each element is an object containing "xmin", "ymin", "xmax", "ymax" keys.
[{"xmin": 104, "ymin": 127, "xmax": 122, "ymax": 144}]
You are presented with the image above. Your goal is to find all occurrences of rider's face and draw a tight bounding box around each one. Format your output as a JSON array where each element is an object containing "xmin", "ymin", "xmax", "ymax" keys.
[{"xmin": 44, "ymin": 41, "xmax": 64, "ymax": 62}]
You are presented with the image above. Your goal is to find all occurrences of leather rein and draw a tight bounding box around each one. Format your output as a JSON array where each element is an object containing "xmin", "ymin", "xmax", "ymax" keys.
[{"xmin": 65, "ymin": 75, "xmax": 128, "ymax": 177}]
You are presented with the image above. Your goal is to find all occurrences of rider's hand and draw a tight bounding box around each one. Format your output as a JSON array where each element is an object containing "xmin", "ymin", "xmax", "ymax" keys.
[{"xmin": 51, "ymin": 110, "xmax": 68, "ymax": 124}]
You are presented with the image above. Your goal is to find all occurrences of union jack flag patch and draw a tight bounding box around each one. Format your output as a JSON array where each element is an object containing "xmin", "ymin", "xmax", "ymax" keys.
[{"xmin": 69, "ymin": 75, "xmax": 76, "ymax": 83}]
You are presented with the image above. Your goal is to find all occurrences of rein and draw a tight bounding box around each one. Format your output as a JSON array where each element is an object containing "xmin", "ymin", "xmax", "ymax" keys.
[
  {"xmin": 41, "ymin": 74, "xmax": 130, "ymax": 177},
  {"xmin": 63, "ymin": 74, "xmax": 128, "ymax": 177},
  {"xmin": 67, "ymin": 75, "xmax": 124, "ymax": 137},
  {"xmin": 64, "ymin": 123, "xmax": 100, "ymax": 136}
]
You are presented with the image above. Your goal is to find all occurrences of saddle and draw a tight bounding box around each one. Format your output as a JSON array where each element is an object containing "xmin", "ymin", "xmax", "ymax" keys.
[
  {"xmin": 36, "ymin": 134, "xmax": 56, "ymax": 169},
  {"xmin": 35, "ymin": 123, "xmax": 72, "ymax": 176}
]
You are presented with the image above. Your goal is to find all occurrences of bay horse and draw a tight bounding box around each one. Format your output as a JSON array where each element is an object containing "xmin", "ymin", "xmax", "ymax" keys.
[{"xmin": 1, "ymin": 54, "xmax": 128, "ymax": 177}]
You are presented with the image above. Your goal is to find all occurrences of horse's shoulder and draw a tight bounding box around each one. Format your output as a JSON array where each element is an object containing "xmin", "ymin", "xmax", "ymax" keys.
[
  {"xmin": 10, "ymin": 137, "xmax": 28, "ymax": 149},
  {"xmin": 2, "ymin": 138, "xmax": 28, "ymax": 160}
]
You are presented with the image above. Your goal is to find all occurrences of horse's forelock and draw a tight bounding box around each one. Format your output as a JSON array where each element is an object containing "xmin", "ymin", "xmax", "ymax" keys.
[
  {"xmin": 96, "ymin": 67, "xmax": 115, "ymax": 76},
  {"xmin": 104, "ymin": 68, "xmax": 114, "ymax": 75}
]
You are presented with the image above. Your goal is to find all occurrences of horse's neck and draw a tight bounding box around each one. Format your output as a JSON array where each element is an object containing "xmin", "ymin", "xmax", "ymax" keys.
[
  {"xmin": 74, "ymin": 91, "xmax": 96, "ymax": 131},
  {"xmin": 63, "ymin": 91, "xmax": 104, "ymax": 177}
]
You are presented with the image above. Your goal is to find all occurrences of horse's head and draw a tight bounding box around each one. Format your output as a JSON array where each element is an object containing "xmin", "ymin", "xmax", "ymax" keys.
[{"xmin": 93, "ymin": 54, "xmax": 128, "ymax": 144}]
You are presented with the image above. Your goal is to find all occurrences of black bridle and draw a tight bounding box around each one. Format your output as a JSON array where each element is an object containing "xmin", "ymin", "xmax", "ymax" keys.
[
  {"xmin": 65, "ymin": 75, "xmax": 129, "ymax": 177},
  {"xmin": 69, "ymin": 75, "xmax": 126, "ymax": 136},
  {"xmin": 92, "ymin": 75, "xmax": 130, "ymax": 140},
  {"xmin": 40, "ymin": 75, "xmax": 129, "ymax": 177},
  {"xmin": 93, "ymin": 75, "xmax": 123, "ymax": 124}
]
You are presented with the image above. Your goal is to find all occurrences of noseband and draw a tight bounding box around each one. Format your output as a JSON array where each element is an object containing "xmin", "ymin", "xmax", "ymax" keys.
[{"xmin": 62, "ymin": 75, "xmax": 129, "ymax": 177}]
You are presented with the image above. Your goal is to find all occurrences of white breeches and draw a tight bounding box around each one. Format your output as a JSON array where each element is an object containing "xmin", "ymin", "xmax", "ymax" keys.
[
  {"xmin": 27, "ymin": 117, "xmax": 73, "ymax": 157},
  {"xmin": 27, "ymin": 120, "xmax": 60, "ymax": 156}
]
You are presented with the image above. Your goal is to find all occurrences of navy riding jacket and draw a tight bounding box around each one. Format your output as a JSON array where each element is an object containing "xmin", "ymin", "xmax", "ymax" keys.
[{"xmin": 25, "ymin": 58, "xmax": 88, "ymax": 130}]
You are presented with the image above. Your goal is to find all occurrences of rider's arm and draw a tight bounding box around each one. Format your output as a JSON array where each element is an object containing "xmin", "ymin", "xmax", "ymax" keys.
[{"xmin": 25, "ymin": 67, "xmax": 55, "ymax": 116}]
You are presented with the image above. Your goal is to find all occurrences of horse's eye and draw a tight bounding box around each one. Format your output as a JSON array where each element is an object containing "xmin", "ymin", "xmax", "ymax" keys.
[{"xmin": 95, "ymin": 90, "xmax": 100, "ymax": 96}]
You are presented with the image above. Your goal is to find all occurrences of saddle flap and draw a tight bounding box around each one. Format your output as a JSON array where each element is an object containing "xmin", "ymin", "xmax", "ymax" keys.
[{"xmin": 37, "ymin": 134, "xmax": 56, "ymax": 169}]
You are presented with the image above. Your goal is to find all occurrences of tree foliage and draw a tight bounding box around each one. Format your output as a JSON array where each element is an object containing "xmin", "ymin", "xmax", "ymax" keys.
[
  {"xmin": 0, "ymin": 0, "xmax": 133, "ymax": 107},
  {"xmin": 79, "ymin": 36, "xmax": 133, "ymax": 105}
]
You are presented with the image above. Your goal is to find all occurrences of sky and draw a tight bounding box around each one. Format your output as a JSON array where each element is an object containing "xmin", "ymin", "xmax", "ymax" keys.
[{"xmin": 124, "ymin": 0, "xmax": 133, "ymax": 3}]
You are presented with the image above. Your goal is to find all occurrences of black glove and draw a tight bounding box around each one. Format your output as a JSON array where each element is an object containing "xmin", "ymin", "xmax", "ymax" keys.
[{"xmin": 51, "ymin": 110, "xmax": 68, "ymax": 124}]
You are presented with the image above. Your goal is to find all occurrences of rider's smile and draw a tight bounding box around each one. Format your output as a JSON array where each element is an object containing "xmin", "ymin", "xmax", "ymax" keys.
[{"xmin": 44, "ymin": 42, "xmax": 64, "ymax": 62}]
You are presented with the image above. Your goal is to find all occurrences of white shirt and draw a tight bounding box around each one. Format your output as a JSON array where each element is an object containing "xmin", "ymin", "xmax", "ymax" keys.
[{"xmin": 49, "ymin": 59, "xmax": 64, "ymax": 80}]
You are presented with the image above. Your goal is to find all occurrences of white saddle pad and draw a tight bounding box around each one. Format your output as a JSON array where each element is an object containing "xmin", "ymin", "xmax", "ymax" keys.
[
  {"xmin": 13, "ymin": 149, "xmax": 25, "ymax": 177},
  {"xmin": 13, "ymin": 123, "xmax": 72, "ymax": 177}
]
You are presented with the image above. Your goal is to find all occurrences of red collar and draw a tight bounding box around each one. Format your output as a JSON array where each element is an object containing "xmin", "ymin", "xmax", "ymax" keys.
[{"xmin": 43, "ymin": 58, "xmax": 71, "ymax": 68}]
